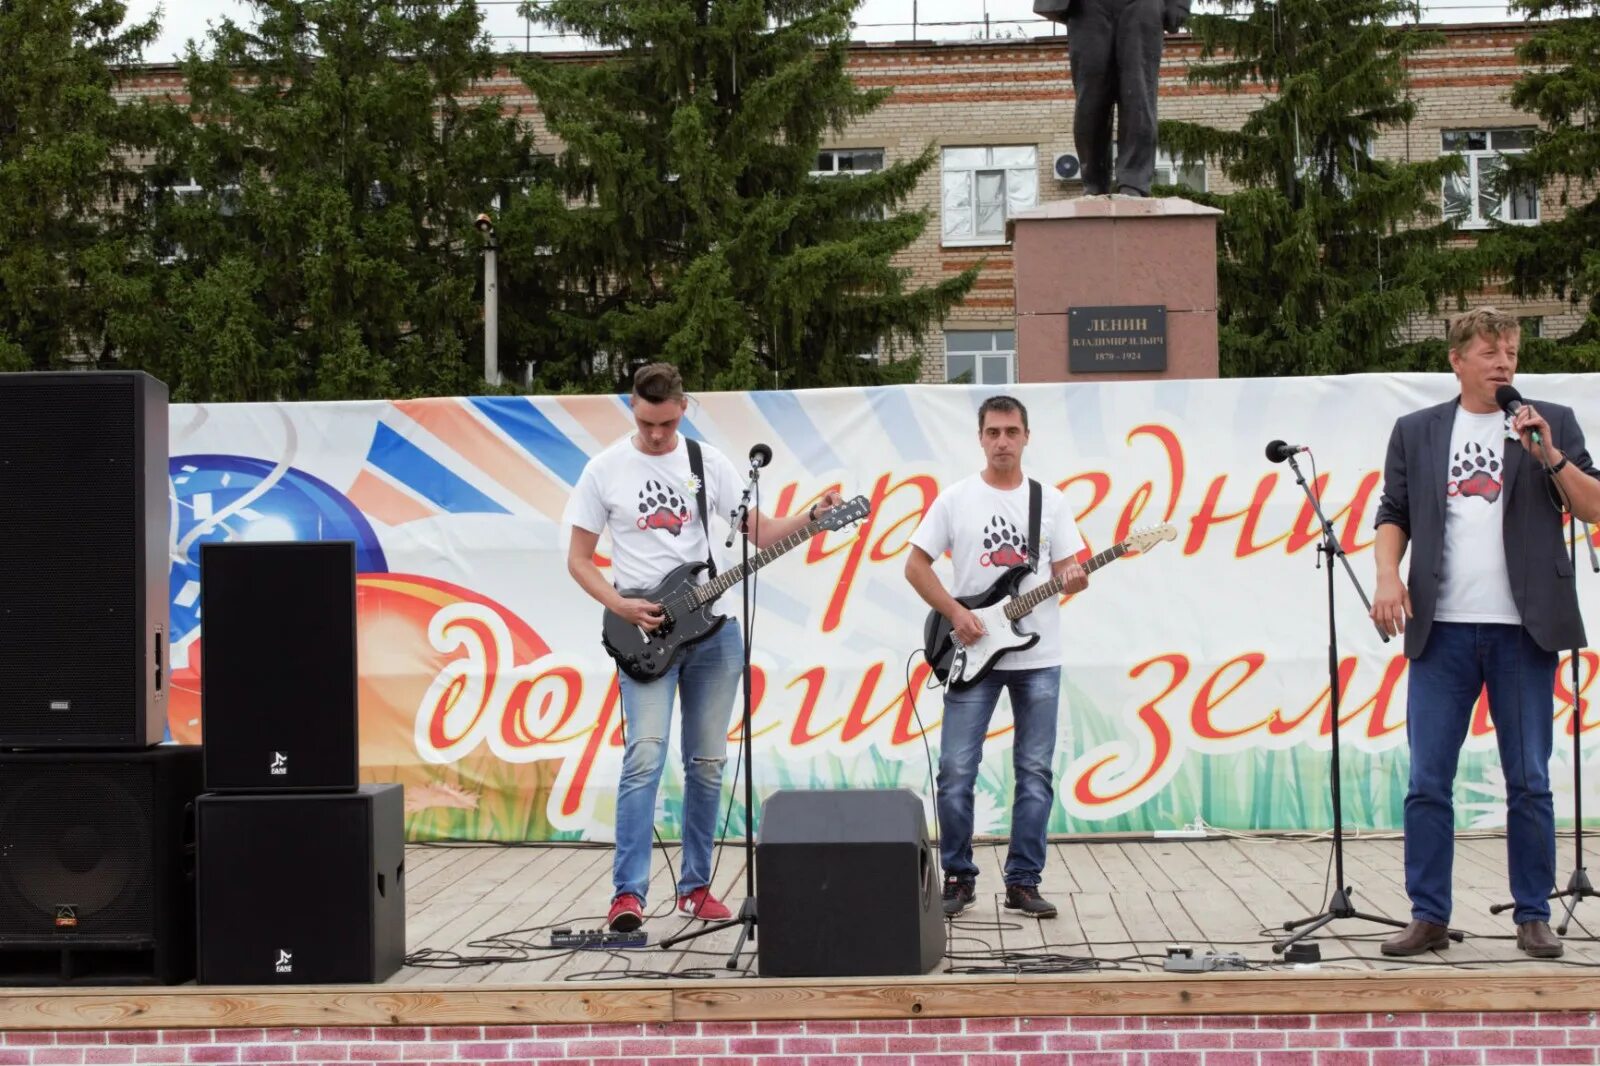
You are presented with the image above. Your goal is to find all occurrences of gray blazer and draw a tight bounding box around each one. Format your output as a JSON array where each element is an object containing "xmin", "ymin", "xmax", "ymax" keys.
[
  {"xmin": 1375, "ymin": 397, "xmax": 1598, "ymax": 658},
  {"xmin": 1034, "ymin": 0, "xmax": 1191, "ymax": 28}
]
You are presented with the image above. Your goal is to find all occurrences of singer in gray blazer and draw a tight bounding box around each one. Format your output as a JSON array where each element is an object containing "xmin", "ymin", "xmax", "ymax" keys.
[
  {"xmin": 1034, "ymin": 0, "xmax": 1191, "ymax": 195},
  {"xmin": 1371, "ymin": 307, "xmax": 1600, "ymax": 961}
]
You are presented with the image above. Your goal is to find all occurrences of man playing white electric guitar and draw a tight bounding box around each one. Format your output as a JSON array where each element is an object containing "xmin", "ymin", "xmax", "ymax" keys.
[{"xmin": 904, "ymin": 395, "xmax": 1087, "ymax": 920}]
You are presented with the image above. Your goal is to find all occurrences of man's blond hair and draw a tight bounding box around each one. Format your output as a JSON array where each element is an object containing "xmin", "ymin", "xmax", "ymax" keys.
[{"xmin": 1447, "ymin": 306, "xmax": 1521, "ymax": 352}]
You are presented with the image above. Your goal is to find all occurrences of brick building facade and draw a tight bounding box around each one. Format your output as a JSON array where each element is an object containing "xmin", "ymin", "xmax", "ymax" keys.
[{"xmin": 125, "ymin": 22, "xmax": 1572, "ymax": 385}]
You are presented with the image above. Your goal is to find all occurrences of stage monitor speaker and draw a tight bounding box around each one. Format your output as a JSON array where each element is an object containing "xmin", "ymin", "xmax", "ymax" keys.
[
  {"xmin": 0, "ymin": 746, "xmax": 202, "ymax": 985},
  {"xmin": 200, "ymin": 540, "xmax": 359, "ymax": 791},
  {"xmin": 196, "ymin": 784, "xmax": 404, "ymax": 985},
  {"xmin": 0, "ymin": 371, "xmax": 169, "ymax": 749},
  {"xmin": 755, "ymin": 787, "xmax": 944, "ymax": 978}
]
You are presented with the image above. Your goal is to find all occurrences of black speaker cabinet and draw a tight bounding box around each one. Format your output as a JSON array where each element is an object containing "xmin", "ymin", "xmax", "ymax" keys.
[
  {"xmin": 200, "ymin": 540, "xmax": 359, "ymax": 791},
  {"xmin": 755, "ymin": 788, "xmax": 945, "ymax": 977},
  {"xmin": 0, "ymin": 746, "xmax": 202, "ymax": 985},
  {"xmin": 0, "ymin": 371, "xmax": 169, "ymax": 749},
  {"xmin": 196, "ymin": 784, "xmax": 404, "ymax": 984}
]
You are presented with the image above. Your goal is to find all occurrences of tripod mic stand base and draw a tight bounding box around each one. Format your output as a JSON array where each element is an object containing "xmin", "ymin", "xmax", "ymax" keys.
[
  {"xmin": 1494, "ymin": 867, "xmax": 1597, "ymax": 935},
  {"xmin": 1272, "ymin": 886, "xmax": 1412, "ymax": 955},
  {"xmin": 657, "ymin": 896, "xmax": 758, "ymax": 970}
]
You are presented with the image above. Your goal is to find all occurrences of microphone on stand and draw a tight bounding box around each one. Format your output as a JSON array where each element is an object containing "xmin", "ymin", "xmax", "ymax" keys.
[
  {"xmin": 1265, "ymin": 440, "xmax": 1309, "ymax": 464},
  {"xmin": 748, "ymin": 443, "xmax": 772, "ymax": 470}
]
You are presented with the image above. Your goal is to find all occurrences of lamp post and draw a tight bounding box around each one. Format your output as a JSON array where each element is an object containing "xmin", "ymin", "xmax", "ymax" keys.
[{"xmin": 475, "ymin": 213, "xmax": 500, "ymax": 386}]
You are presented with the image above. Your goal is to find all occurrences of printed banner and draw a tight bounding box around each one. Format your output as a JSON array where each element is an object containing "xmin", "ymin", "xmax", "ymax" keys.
[{"xmin": 164, "ymin": 374, "xmax": 1600, "ymax": 841}]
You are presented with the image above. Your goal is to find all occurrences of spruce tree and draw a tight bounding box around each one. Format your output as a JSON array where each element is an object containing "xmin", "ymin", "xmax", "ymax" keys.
[
  {"xmin": 1160, "ymin": 0, "xmax": 1480, "ymax": 377},
  {"xmin": 1482, "ymin": 0, "xmax": 1600, "ymax": 370},
  {"xmin": 506, "ymin": 0, "xmax": 975, "ymax": 391},
  {"xmin": 0, "ymin": 0, "xmax": 163, "ymax": 371},
  {"xmin": 127, "ymin": 0, "xmax": 538, "ymax": 400}
]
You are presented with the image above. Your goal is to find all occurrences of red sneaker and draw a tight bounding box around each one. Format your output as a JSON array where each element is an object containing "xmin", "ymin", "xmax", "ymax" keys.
[
  {"xmin": 677, "ymin": 886, "xmax": 733, "ymax": 921},
  {"xmin": 607, "ymin": 893, "xmax": 644, "ymax": 932}
]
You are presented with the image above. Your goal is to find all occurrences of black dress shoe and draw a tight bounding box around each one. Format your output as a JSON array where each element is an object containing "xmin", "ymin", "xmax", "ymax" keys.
[
  {"xmin": 1517, "ymin": 920, "xmax": 1563, "ymax": 959},
  {"xmin": 1380, "ymin": 919, "xmax": 1450, "ymax": 956}
]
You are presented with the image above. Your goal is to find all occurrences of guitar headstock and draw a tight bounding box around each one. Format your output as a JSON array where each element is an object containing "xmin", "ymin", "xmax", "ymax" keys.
[
  {"xmin": 817, "ymin": 495, "xmax": 871, "ymax": 532},
  {"xmin": 1121, "ymin": 523, "xmax": 1178, "ymax": 555}
]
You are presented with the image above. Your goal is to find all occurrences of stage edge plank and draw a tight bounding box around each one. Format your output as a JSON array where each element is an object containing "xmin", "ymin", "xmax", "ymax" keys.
[
  {"xmin": 673, "ymin": 970, "xmax": 1600, "ymax": 1021},
  {"xmin": 3, "ymin": 970, "xmax": 1600, "ymax": 1030},
  {"xmin": 0, "ymin": 987, "xmax": 673, "ymax": 1031}
]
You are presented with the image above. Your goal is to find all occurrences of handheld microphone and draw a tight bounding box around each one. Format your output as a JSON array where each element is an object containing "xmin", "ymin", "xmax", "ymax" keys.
[
  {"xmin": 1495, "ymin": 384, "xmax": 1542, "ymax": 448},
  {"xmin": 748, "ymin": 443, "xmax": 772, "ymax": 470},
  {"xmin": 1265, "ymin": 440, "xmax": 1309, "ymax": 464}
]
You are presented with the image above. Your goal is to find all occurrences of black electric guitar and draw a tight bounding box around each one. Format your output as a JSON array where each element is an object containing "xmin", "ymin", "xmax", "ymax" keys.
[
  {"xmin": 602, "ymin": 496, "xmax": 871, "ymax": 681},
  {"xmin": 923, "ymin": 523, "xmax": 1177, "ymax": 690}
]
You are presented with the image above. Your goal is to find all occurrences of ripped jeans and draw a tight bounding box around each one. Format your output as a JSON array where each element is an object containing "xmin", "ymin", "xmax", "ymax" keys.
[{"xmin": 613, "ymin": 620, "xmax": 742, "ymax": 903}]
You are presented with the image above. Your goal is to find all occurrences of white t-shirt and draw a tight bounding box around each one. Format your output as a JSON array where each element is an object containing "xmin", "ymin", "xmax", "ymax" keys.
[
  {"xmin": 909, "ymin": 474, "xmax": 1086, "ymax": 671},
  {"xmin": 1435, "ymin": 405, "xmax": 1520, "ymax": 624},
  {"xmin": 563, "ymin": 435, "xmax": 743, "ymax": 601}
]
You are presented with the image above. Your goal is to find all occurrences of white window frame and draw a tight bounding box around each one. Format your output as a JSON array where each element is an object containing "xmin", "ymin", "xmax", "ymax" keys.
[
  {"xmin": 944, "ymin": 330, "xmax": 1017, "ymax": 385},
  {"xmin": 812, "ymin": 148, "xmax": 885, "ymax": 178},
  {"xmin": 1153, "ymin": 149, "xmax": 1207, "ymax": 193},
  {"xmin": 941, "ymin": 146, "xmax": 1038, "ymax": 248},
  {"xmin": 1442, "ymin": 128, "xmax": 1539, "ymax": 229}
]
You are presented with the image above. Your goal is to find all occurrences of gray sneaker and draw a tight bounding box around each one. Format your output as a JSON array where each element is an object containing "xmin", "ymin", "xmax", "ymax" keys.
[
  {"xmin": 942, "ymin": 875, "xmax": 975, "ymax": 917},
  {"xmin": 1004, "ymin": 884, "xmax": 1058, "ymax": 918}
]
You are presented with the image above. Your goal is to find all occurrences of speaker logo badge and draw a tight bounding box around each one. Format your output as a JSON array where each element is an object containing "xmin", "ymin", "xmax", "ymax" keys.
[
  {"xmin": 275, "ymin": 949, "xmax": 293, "ymax": 974},
  {"xmin": 49, "ymin": 700, "xmax": 70, "ymax": 712},
  {"xmin": 270, "ymin": 751, "xmax": 288, "ymax": 776},
  {"xmin": 53, "ymin": 905, "xmax": 78, "ymax": 929}
]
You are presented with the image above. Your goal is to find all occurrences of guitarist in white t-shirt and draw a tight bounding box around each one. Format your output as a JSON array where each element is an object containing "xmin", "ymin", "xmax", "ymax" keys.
[
  {"xmin": 904, "ymin": 395, "xmax": 1088, "ymax": 919},
  {"xmin": 564, "ymin": 363, "xmax": 842, "ymax": 933}
]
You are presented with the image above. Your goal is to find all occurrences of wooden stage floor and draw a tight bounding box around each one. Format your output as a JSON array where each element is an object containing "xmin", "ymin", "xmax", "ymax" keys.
[
  {"xmin": 400, "ymin": 831, "xmax": 1600, "ymax": 983},
  {"xmin": 5, "ymin": 832, "xmax": 1600, "ymax": 1031}
]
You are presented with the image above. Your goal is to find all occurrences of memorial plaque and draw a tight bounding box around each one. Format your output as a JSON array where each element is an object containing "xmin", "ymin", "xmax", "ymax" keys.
[{"xmin": 1068, "ymin": 305, "xmax": 1167, "ymax": 372}]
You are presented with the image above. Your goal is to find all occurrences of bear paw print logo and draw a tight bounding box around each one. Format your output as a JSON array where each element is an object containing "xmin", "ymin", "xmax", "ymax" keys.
[
  {"xmin": 979, "ymin": 516, "xmax": 1030, "ymax": 568},
  {"xmin": 1450, "ymin": 442, "xmax": 1502, "ymax": 503},
  {"xmin": 637, "ymin": 480, "xmax": 692, "ymax": 536}
]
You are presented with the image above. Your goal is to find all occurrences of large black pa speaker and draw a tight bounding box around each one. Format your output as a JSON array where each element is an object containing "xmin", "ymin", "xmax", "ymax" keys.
[
  {"xmin": 196, "ymin": 784, "xmax": 405, "ymax": 984},
  {"xmin": 0, "ymin": 371, "xmax": 169, "ymax": 749},
  {"xmin": 0, "ymin": 746, "xmax": 202, "ymax": 985},
  {"xmin": 755, "ymin": 788, "xmax": 945, "ymax": 977},
  {"xmin": 200, "ymin": 540, "xmax": 359, "ymax": 791}
]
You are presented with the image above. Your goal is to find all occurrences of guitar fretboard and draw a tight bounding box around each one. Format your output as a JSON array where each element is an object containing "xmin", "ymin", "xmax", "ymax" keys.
[
  {"xmin": 1002, "ymin": 541, "xmax": 1128, "ymax": 620},
  {"xmin": 692, "ymin": 520, "xmax": 825, "ymax": 603}
]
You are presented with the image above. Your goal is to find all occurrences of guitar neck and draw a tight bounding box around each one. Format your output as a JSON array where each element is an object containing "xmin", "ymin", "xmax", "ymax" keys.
[
  {"xmin": 1002, "ymin": 541, "xmax": 1128, "ymax": 620},
  {"xmin": 693, "ymin": 519, "xmax": 825, "ymax": 603}
]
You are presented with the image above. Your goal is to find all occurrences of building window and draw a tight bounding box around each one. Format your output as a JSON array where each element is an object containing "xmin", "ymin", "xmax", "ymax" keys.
[
  {"xmin": 1154, "ymin": 152, "xmax": 1206, "ymax": 193},
  {"xmin": 1154, "ymin": 149, "xmax": 1207, "ymax": 193},
  {"xmin": 813, "ymin": 149, "xmax": 885, "ymax": 177},
  {"xmin": 945, "ymin": 330, "xmax": 1016, "ymax": 384},
  {"xmin": 1518, "ymin": 316, "xmax": 1543, "ymax": 339},
  {"xmin": 1442, "ymin": 128, "xmax": 1539, "ymax": 228},
  {"xmin": 941, "ymin": 146, "xmax": 1038, "ymax": 246}
]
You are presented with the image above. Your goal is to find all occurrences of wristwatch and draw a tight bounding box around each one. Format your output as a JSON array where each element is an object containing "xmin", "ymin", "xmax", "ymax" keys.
[{"xmin": 1549, "ymin": 455, "xmax": 1570, "ymax": 476}]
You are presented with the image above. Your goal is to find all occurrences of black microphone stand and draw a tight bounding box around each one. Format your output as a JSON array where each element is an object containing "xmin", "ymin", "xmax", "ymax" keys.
[
  {"xmin": 1491, "ymin": 516, "xmax": 1597, "ymax": 934},
  {"xmin": 1273, "ymin": 449, "xmax": 1419, "ymax": 954},
  {"xmin": 659, "ymin": 463, "xmax": 760, "ymax": 966}
]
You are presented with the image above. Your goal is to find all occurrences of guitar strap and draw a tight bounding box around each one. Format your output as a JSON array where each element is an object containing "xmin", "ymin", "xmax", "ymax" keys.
[
  {"xmin": 686, "ymin": 437, "xmax": 716, "ymax": 577},
  {"xmin": 1027, "ymin": 478, "xmax": 1042, "ymax": 573}
]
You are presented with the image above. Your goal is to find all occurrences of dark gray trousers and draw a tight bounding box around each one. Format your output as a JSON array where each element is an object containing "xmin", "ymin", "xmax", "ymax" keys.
[{"xmin": 1067, "ymin": 0, "xmax": 1164, "ymax": 196}]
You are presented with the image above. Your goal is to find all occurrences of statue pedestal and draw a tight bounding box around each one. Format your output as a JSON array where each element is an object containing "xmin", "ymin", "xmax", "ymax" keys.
[{"xmin": 1008, "ymin": 197, "xmax": 1221, "ymax": 383}]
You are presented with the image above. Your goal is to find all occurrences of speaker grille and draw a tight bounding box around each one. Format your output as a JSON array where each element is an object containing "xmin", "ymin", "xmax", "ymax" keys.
[
  {"xmin": 0, "ymin": 762, "xmax": 154, "ymax": 938},
  {"xmin": 0, "ymin": 375, "xmax": 142, "ymax": 737}
]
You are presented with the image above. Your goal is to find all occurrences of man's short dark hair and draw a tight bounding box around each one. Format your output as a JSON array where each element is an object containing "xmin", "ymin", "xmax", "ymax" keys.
[
  {"xmin": 978, "ymin": 394, "xmax": 1029, "ymax": 431},
  {"xmin": 632, "ymin": 362, "xmax": 685, "ymax": 404}
]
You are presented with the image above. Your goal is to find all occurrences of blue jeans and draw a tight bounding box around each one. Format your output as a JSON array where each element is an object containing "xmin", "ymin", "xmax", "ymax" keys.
[
  {"xmin": 613, "ymin": 621, "xmax": 742, "ymax": 903},
  {"xmin": 1404, "ymin": 621, "xmax": 1557, "ymax": 926},
  {"xmin": 938, "ymin": 667, "xmax": 1062, "ymax": 887}
]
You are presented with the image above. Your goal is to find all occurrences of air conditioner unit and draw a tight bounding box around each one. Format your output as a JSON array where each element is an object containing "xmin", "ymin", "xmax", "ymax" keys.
[{"xmin": 1053, "ymin": 153, "xmax": 1081, "ymax": 182}]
